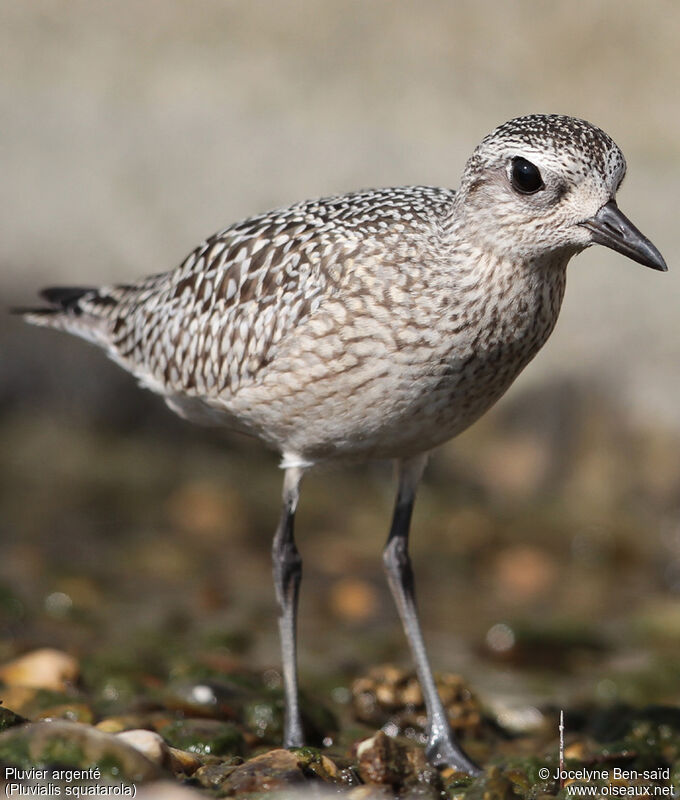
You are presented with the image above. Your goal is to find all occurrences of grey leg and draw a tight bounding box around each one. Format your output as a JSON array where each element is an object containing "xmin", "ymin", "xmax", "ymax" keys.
[
  {"xmin": 382, "ymin": 455, "xmax": 481, "ymax": 775},
  {"xmin": 272, "ymin": 466, "xmax": 305, "ymax": 748}
]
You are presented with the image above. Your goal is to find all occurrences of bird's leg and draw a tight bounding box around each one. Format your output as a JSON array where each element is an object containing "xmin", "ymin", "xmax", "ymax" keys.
[
  {"xmin": 382, "ymin": 455, "xmax": 481, "ymax": 775},
  {"xmin": 272, "ymin": 466, "xmax": 305, "ymax": 748}
]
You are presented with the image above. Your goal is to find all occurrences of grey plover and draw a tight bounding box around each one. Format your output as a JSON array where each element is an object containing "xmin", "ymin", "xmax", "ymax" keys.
[{"xmin": 21, "ymin": 114, "xmax": 667, "ymax": 774}]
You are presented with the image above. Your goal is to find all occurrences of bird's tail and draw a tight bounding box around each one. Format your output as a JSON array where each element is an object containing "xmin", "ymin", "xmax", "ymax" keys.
[{"xmin": 14, "ymin": 285, "xmax": 116, "ymax": 347}]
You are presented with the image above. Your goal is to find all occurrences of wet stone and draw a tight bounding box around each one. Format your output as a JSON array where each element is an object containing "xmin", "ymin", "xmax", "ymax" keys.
[
  {"xmin": 355, "ymin": 731, "xmax": 442, "ymax": 792},
  {"xmin": 0, "ymin": 648, "xmax": 79, "ymax": 691},
  {"xmin": 352, "ymin": 665, "xmax": 481, "ymax": 737},
  {"xmin": 219, "ymin": 748, "xmax": 309, "ymax": 794},
  {"xmin": 0, "ymin": 720, "xmax": 163, "ymax": 784},
  {"xmin": 116, "ymin": 728, "xmax": 169, "ymax": 766},
  {"xmin": 0, "ymin": 687, "xmax": 40, "ymax": 718},
  {"xmin": 0, "ymin": 686, "xmax": 85, "ymax": 720},
  {"xmin": 156, "ymin": 717, "xmax": 245, "ymax": 757},
  {"xmin": 292, "ymin": 746, "xmax": 342, "ymax": 782},
  {"xmin": 167, "ymin": 745, "xmax": 203, "ymax": 775},
  {"xmin": 192, "ymin": 757, "xmax": 244, "ymax": 790}
]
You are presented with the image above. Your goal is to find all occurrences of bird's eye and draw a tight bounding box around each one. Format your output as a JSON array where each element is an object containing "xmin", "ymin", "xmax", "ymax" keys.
[{"xmin": 510, "ymin": 157, "xmax": 544, "ymax": 194}]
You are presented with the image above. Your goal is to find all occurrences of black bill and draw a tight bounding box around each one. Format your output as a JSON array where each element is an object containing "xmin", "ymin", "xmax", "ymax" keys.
[{"xmin": 581, "ymin": 200, "xmax": 667, "ymax": 271}]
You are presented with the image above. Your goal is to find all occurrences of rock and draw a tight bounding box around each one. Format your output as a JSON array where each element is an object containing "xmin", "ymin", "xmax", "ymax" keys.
[
  {"xmin": 167, "ymin": 746, "xmax": 202, "ymax": 775},
  {"xmin": 355, "ymin": 731, "xmax": 441, "ymax": 792},
  {"xmin": 155, "ymin": 717, "xmax": 245, "ymax": 757},
  {"xmin": 0, "ymin": 686, "xmax": 40, "ymax": 716},
  {"xmin": 0, "ymin": 686, "xmax": 86, "ymax": 720},
  {"xmin": 0, "ymin": 648, "xmax": 79, "ymax": 690},
  {"xmin": 116, "ymin": 729, "xmax": 168, "ymax": 766},
  {"xmin": 193, "ymin": 758, "xmax": 243, "ymax": 790},
  {"xmin": 293, "ymin": 746, "xmax": 342, "ymax": 782},
  {"xmin": 0, "ymin": 721, "xmax": 163, "ymax": 783},
  {"xmin": 356, "ymin": 731, "xmax": 407, "ymax": 787},
  {"xmin": 489, "ymin": 701, "xmax": 546, "ymax": 734},
  {"xmin": 220, "ymin": 748, "xmax": 308, "ymax": 794}
]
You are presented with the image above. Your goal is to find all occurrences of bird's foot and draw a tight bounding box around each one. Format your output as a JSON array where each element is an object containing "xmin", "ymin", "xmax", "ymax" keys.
[{"xmin": 426, "ymin": 736, "xmax": 482, "ymax": 776}]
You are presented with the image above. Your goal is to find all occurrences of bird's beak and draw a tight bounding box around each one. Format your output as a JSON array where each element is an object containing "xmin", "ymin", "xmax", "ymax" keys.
[{"xmin": 580, "ymin": 200, "xmax": 667, "ymax": 271}]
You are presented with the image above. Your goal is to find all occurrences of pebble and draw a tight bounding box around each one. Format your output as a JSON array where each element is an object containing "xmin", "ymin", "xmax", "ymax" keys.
[
  {"xmin": 0, "ymin": 648, "xmax": 79, "ymax": 691},
  {"xmin": 355, "ymin": 731, "xmax": 441, "ymax": 791},
  {"xmin": 167, "ymin": 746, "xmax": 203, "ymax": 775},
  {"xmin": 193, "ymin": 759, "xmax": 243, "ymax": 790},
  {"xmin": 116, "ymin": 729, "xmax": 168, "ymax": 766},
  {"xmin": 221, "ymin": 749, "xmax": 308, "ymax": 794},
  {"xmin": 352, "ymin": 665, "xmax": 481, "ymax": 734},
  {"xmin": 293, "ymin": 748, "xmax": 342, "ymax": 782},
  {"xmin": 0, "ymin": 686, "xmax": 40, "ymax": 716}
]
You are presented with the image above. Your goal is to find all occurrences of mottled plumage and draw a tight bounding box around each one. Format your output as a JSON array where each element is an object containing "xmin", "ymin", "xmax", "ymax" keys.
[{"xmin": 23, "ymin": 114, "xmax": 666, "ymax": 772}]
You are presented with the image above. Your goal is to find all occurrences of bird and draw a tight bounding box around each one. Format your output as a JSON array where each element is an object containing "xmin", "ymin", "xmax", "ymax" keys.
[{"xmin": 19, "ymin": 114, "xmax": 667, "ymax": 775}]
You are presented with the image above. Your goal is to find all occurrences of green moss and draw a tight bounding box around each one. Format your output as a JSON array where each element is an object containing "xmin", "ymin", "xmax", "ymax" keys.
[
  {"xmin": 0, "ymin": 732, "xmax": 33, "ymax": 769},
  {"xmin": 39, "ymin": 736, "xmax": 87, "ymax": 766}
]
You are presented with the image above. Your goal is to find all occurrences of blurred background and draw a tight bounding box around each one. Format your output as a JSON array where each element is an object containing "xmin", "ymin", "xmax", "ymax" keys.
[{"xmin": 2, "ymin": 0, "xmax": 680, "ymax": 729}]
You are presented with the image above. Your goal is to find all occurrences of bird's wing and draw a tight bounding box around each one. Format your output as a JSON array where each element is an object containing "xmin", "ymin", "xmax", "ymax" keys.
[{"xmin": 23, "ymin": 186, "xmax": 455, "ymax": 399}]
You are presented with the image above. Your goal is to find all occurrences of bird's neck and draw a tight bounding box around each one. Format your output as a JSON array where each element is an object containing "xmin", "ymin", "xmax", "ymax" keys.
[{"xmin": 430, "ymin": 237, "xmax": 570, "ymax": 373}]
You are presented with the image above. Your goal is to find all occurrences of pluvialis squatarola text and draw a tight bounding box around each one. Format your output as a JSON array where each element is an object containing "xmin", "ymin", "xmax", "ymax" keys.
[{"xmin": 21, "ymin": 114, "xmax": 667, "ymax": 774}]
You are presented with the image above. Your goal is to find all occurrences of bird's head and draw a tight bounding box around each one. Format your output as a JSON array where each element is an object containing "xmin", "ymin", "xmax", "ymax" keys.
[{"xmin": 455, "ymin": 114, "xmax": 667, "ymax": 271}]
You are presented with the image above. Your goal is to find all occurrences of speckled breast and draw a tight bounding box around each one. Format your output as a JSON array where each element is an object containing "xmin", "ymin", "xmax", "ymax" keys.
[{"xmin": 226, "ymin": 252, "xmax": 568, "ymax": 464}]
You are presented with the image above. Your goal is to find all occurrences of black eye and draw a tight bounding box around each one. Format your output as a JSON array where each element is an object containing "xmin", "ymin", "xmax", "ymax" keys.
[{"xmin": 510, "ymin": 157, "xmax": 544, "ymax": 194}]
